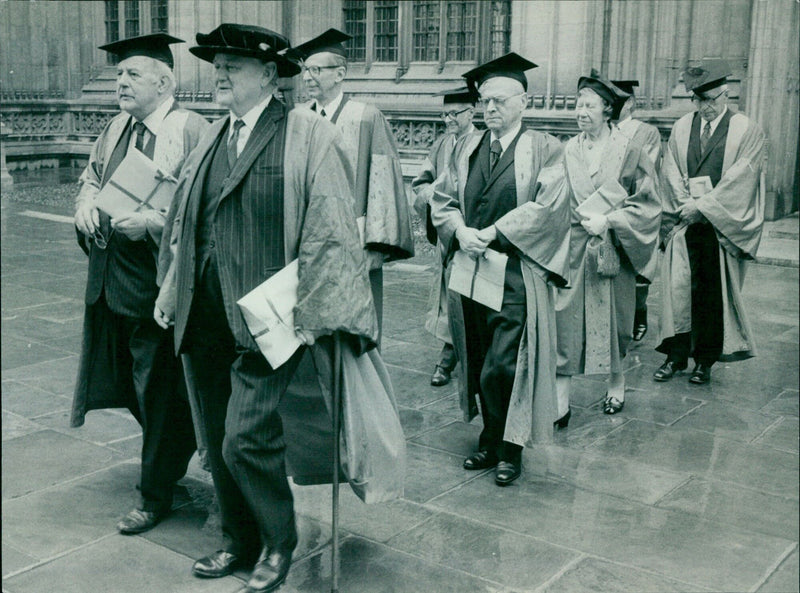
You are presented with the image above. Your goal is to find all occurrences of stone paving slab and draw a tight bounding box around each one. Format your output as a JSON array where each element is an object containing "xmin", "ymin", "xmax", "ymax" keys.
[
  {"xmin": 758, "ymin": 549, "xmax": 800, "ymax": 593},
  {"xmin": 2, "ymin": 536, "xmax": 245, "ymax": 593}
]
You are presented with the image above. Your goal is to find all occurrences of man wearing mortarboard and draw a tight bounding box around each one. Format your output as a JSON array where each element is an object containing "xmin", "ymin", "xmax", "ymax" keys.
[
  {"xmin": 412, "ymin": 87, "xmax": 478, "ymax": 387},
  {"xmin": 71, "ymin": 33, "xmax": 208, "ymax": 535},
  {"xmin": 153, "ymin": 24, "xmax": 378, "ymax": 592},
  {"xmin": 430, "ymin": 53, "xmax": 571, "ymax": 486},
  {"xmin": 290, "ymin": 28, "xmax": 414, "ymax": 331},
  {"xmin": 655, "ymin": 59, "xmax": 766, "ymax": 385},
  {"xmin": 613, "ymin": 79, "xmax": 664, "ymax": 344}
]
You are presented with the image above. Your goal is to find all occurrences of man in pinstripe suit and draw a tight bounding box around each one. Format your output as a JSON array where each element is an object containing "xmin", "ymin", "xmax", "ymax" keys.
[
  {"xmin": 154, "ymin": 24, "xmax": 378, "ymax": 593},
  {"xmin": 71, "ymin": 34, "xmax": 206, "ymax": 536}
]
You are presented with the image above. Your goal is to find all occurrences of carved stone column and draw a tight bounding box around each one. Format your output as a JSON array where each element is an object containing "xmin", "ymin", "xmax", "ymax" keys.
[
  {"xmin": 745, "ymin": 0, "xmax": 800, "ymax": 218},
  {"xmin": 1, "ymin": 121, "xmax": 13, "ymax": 191}
]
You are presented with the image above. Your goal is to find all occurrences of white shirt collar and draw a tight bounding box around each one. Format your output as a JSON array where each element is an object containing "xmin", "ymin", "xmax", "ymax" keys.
[
  {"xmin": 702, "ymin": 106, "xmax": 728, "ymax": 136},
  {"xmin": 229, "ymin": 95, "xmax": 272, "ymax": 137},
  {"xmin": 137, "ymin": 96, "xmax": 174, "ymax": 136},
  {"xmin": 314, "ymin": 91, "xmax": 344, "ymax": 121},
  {"xmin": 490, "ymin": 121, "xmax": 522, "ymax": 153}
]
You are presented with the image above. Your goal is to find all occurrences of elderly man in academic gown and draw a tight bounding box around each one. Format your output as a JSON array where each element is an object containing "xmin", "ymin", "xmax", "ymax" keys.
[
  {"xmin": 655, "ymin": 59, "xmax": 766, "ymax": 385},
  {"xmin": 291, "ymin": 28, "xmax": 414, "ymax": 327},
  {"xmin": 431, "ymin": 53, "xmax": 571, "ymax": 486},
  {"xmin": 613, "ymin": 79, "xmax": 663, "ymax": 343},
  {"xmin": 154, "ymin": 24, "xmax": 377, "ymax": 593},
  {"xmin": 71, "ymin": 33, "xmax": 207, "ymax": 535},
  {"xmin": 412, "ymin": 87, "xmax": 478, "ymax": 387}
]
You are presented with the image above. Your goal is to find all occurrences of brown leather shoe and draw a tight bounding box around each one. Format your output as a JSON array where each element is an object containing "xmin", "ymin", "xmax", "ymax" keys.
[
  {"xmin": 689, "ymin": 363, "xmax": 712, "ymax": 385},
  {"xmin": 116, "ymin": 508, "xmax": 165, "ymax": 535},
  {"xmin": 463, "ymin": 450, "xmax": 498, "ymax": 470},
  {"xmin": 192, "ymin": 550, "xmax": 246, "ymax": 578},
  {"xmin": 653, "ymin": 360, "xmax": 687, "ymax": 382},
  {"xmin": 495, "ymin": 460, "xmax": 521, "ymax": 486},
  {"xmin": 246, "ymin": 548, "xmax": 292, "ymax": 592},
  {"xmin": 430, "ymin": 364, "xmax": 452, "ymax": 386}
]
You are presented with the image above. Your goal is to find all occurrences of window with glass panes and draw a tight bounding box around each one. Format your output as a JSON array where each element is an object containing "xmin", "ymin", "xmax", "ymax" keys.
[
  {"xmin": 150, "ymin": 0, "xmax": 169, "ymax": 33},
  {"xmin": 374, "ymin": 1, "xmax": 399, "ymax": 62},
  {"xmin": 490, "ymin": 0, "xmax": 511, "ymax": 58},
  {"xmin": 124, "ymin": 0, "xmax": 140, "ymax": 38},
  {"xmin": 413, "ymin": 1, "xmax": 440, "ymax": 62},
  {"xmin": 446, "ymin": 1, "xmax": 478, "ymax": 61},
  {"xmin": 343, "ymin": 0, "xmax": 367, "ymax": 61}
]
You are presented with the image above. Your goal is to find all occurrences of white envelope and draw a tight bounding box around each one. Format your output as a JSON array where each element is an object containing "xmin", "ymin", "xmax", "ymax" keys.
[
  {"xmin": 448, "ymin": 248, "xmax": 508, "ymax": 312},
  {"xmin": 237, "ymin": 260, "xmax": 303, "ymax": 369}
]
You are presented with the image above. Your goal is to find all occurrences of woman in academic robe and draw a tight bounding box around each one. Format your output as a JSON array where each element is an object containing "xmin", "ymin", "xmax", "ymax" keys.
[{"xmin": 555, "ymin": 70, "xmax": 661, "ymax": 417}]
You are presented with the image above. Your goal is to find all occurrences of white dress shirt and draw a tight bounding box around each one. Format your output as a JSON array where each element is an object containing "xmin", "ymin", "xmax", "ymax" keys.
[
  {"xmin": 228, "ymin": 95, "xmax": 273, "ymax": 158},
  {"xmin": 313, "ymin": 91, "xmax": 344, "ymax": 121},
  {"xmin": 490, "ymin": 121, "xmax": 523, "ymax": 155},
  {"xmin": 702, "ymin": 105, "xmax": 728, "ymax": 137},
  {"xmin": 129, "ymin": 96, "xmax": 174, "ymax": 152}
]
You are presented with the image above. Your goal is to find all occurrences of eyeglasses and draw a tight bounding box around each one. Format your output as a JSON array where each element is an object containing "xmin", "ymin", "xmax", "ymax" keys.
[
  {"xmin": 477, "ymin": 93, "xmax": 526, "ymax": 109},
  {"xmin": 691, "ymin": 89, "xmax": 726, "ymax": 104},
  {"xmin": 440, "ymin": 107, "xmax": 472, "ymax": 120},
  {"xmin": 302, "ymin": 65, "xmax": 340, "ymax": 77},
  {"xmin": 92, "ymin": 228, "xmax": 114, "ymax": 250}
]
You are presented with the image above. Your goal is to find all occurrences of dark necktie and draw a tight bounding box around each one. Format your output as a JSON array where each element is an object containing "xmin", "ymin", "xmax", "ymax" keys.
[
  {"xmin": 490, "ymin": 139, "xmax": 502, "ymax": 172},
  {"xmin": 320, "ymin": 107, "xmax": 327, "ymax": 118},
  {"xmin": 700, "ymin": 121, "xmax": 712, "ymax": 154},
  {"xmin": 133, "ymin": 121, "xmax": 147, "ymax": 153},
  {"xmin": 228, "ymin": 119, "xmax": 245, "ymax": 169}
]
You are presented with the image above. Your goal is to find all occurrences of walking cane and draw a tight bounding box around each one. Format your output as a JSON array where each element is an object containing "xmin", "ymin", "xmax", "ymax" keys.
[{"xmin": 331, "ymin": 331, "xmax": 343, "ymax": 593}]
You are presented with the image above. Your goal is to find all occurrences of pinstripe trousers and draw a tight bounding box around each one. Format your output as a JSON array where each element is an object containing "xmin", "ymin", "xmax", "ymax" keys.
[{"xmin": 184, "ymin": 255, "xmax": 303, "ymax": 557}]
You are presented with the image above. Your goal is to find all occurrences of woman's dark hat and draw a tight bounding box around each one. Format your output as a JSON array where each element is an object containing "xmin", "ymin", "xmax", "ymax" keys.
[
  {"xmin": 578, "ymin": 69, "xmax": 630, "ymax": 120},
  {"xmin": 189, "ymin": 24, "xmax": 301, "ymax": 77},
  {"xmin": 99, "ymin": 33, "xmax": 184, "ymax": 70}
]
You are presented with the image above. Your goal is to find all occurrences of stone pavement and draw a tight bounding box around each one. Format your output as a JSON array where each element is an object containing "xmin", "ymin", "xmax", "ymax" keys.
[{"xmin": 2, "ymin": 196, "xmax": 798, "ymax": 593}]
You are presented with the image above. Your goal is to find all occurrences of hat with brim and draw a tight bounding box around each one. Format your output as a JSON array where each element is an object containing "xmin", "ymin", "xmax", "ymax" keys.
[
  {"xmin": 189, "ymin": 24, "xmax": 301, "ymax": 77},
  {"xmin": 435, "ymin": 86, "xmax": 478, "ymax": 106},
  {"xmin": 462, "ymin": 52, "xmax": 538, "ymax": 94},
  {"xmin": 611, "ymin": 80, "xmax": 639, "ymax": 96},
  {"xmin": 288, "ymin": 28, "xmax": 351, "ymax": 60},
  {"xmin": 99, "ymin": 33, "xmax": 184, "ymax": 70},
  {"xmin": 578, "ymin": 69, "xmax": 630, "ymax": 120},
  {"xmin": 683, "ymin": 59, "xmax": 731, "ymax": 95}
]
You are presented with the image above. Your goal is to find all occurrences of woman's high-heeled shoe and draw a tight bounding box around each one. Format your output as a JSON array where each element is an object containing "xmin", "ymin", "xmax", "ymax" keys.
[{"xmin": 554, "ymin": 407, "xmax": 571, "ymax": 429}]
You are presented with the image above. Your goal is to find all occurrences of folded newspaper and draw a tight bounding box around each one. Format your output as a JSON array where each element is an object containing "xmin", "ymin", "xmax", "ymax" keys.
[
  {"xmin": 448, "ymin": 248, "xmax": 507, "ymax": 312},
  {"xmin": 575, "ymin": 177, "xmax": 629, "ymax": 218},
  {"xmin": 237, "ymin": 260, "xmax": 304, "ymax": 368},
  {"xmin": 94, "ymin": 148, "xmax": 177, "ymax": 219}
]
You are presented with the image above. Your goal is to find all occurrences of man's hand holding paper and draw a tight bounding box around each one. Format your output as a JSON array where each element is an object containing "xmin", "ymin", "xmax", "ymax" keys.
[
  {"xmin": 455, "ymin": 226, "xmax": 490, "ymax": 257},
  {"xmin": 111, "ymin": 211, "xmax": 151, "ymax": 241}
]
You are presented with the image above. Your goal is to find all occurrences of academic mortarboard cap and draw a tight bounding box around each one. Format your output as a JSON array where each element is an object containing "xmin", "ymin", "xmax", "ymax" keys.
[
  {"xmin": 461, "ymin": 52, "xmax": 538, "ymax": 93},
  {"xmin": 683, "ymin": 59, "xmax": 731, "ymax": 94},
  {"xmin": 578, "ymin": 68, "xmax": 630, "ymax": 120},
  {"xmin": 289, "ymin": 28, "xmax": 352, "ymax": 60},
  {"xmin": 99, "ymin": 33, "xmax": 184, "ymax": 70},
  {"xmin": 611, "ymin": 80, "xmax": 639, "ymax": 95},
  {"xmin": 190, "ymin": 24, "xmax": 300, "ymax": 77},
  {"xmin": 435, "ymin": 86, "xmax": 478, "ymax": 106}
]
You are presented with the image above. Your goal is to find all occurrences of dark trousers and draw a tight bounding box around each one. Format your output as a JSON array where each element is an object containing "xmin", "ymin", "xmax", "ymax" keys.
[
  {"xmin": 461, "ymin": 292, "xmax": 525, "ymax": 464},
  {"xmin": 663, "ymin": 222, "xmax": 724, "ymax": 366},
  {"xmin": 634, "ymin": 278, "xmax": 649, "ymax": 327},
  {"xmin": 79, "ymin": 297, "xmax": 196, "ymax": 512},
  {"xmin": 438, "ymin": 342, "xmax": 457, "ymax": 371},
  {"xmin": 184, "ymin": 257, "xmax": 302, "ymax": 556}
]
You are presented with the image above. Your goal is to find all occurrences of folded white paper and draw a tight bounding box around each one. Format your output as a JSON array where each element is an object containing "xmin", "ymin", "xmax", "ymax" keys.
[
  {"xmin": 575, "ymin": 178, "xmax": 629, "ymax": 218},
  {"xmin": 448, "ymin": 248, "xmax": 507, "ymax": 312},
  {"xmin": 237, "ymin": 260, "xmax": 303, "ymax": 369},
  {"xmin": 689, "ymin": 176, "xmax": 713, "ymax": 198},
  {"xmin": 94, "ymin": 148, "xmax": 177, "ymax": 219}
]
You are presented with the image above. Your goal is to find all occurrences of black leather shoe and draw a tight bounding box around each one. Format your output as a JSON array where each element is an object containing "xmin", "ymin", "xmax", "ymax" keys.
[
  {"xmin": 633, "ymin": 323, "xmax": 648, "ymax": 341},
  {"xmin": 116, "ymin": 508, "xmax": 165, "ymax": 535},
  {"xmin": 554, "ymin": 407, "xmax": 571, "ymax": 429},
  {"xmin": 495, "ymin": 460, "xmax": 521, "ymax": 486},
  {"xmin": 430, "ymin": 364, "xmax": 452, "ymax": 386},
  {"xmin": 192, "ymin": 550, "xmax": 245, "ymax": 578},
  {"xmin": 247, "ymin": 548, "xmax": 292, "ymax": 593},
  {"xmin": 653, "ymin": 360, "xmax": 687, "ymax": 382},
  {"xmin": 602, "ymin": 395, "xmax": 624, "ymax": 415},
  {"xmin": 463, "ymin": 450, "xmax": 498, "ymax": 470},
  {"xmin": 689, "ymin": 364, "xmax": 712, "ymax": 385}
]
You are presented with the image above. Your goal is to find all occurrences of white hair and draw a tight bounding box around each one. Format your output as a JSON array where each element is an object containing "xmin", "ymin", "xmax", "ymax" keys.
[{"xmin": 147, "ymin": 57, "xmax": 177, "ymax": 96}]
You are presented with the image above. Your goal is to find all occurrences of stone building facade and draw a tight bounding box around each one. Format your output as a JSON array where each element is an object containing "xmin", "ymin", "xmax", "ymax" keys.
[{"xmin": 1, "ymin": 0, "xmax": 797, "ymax": 218}]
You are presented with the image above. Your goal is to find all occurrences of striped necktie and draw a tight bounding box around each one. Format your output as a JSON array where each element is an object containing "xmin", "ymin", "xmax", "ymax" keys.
[
  {"xmin": 228, "ymin": 119, "xmax": 245, "ymax": 169},
  {"xmin": 700, "ymin": 121, "xmax": 712, "ymax": 154}
]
